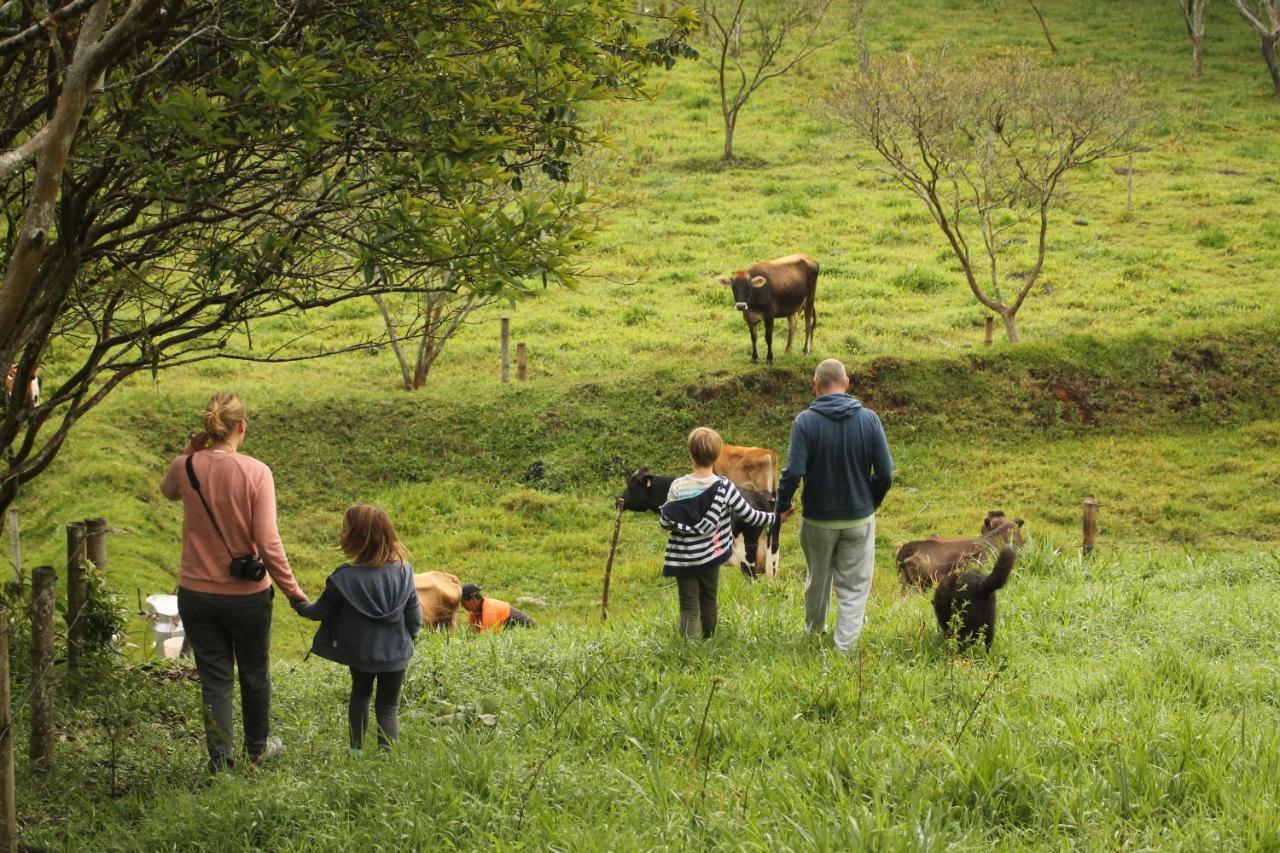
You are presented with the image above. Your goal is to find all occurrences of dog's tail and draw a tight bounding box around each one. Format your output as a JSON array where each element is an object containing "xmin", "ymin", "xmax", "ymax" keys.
[{"xmin": 968, "ymin": 546, "xmax": 1015, "ymax": 595}]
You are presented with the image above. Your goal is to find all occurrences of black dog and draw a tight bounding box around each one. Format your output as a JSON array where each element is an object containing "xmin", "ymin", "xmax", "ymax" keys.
[{"xmin": 933, "ymin": 546, "xmax": 1015, "ymax": 651}]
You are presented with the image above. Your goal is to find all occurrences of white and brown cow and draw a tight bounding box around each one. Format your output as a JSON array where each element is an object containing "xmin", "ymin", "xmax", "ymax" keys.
[
  {"xmin": 719, "ymin": 254, "xmax": 819, "ymax": 363},
  {"xmin": 4, "ymin": 366, "xmax": 39, "ymax": 411},
  {"xmin": 622, "ymin": 444, "xmax": 782, "ymax": 579},
  {"xmin": 715, "ymin": 444, "xmax": 781, "ymax": 579}
]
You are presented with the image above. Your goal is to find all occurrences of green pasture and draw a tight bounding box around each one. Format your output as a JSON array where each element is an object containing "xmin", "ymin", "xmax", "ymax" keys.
[
  {"xmin": 7, "ymin": 0, "xmax": 1280, "ymax": 848},
  {"xmin": 17, "ymin": 546, "xmax": 1280, "ymax": 849}
]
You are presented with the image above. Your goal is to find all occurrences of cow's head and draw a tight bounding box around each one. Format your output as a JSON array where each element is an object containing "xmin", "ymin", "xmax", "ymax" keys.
[
  {"xmin": 719, "ymin": 270, "xmax": 767, "ymax": 313},
  {"xmin": 982, "ymin": 511, "xmax": 1025, "ymax": 547},
  {"xmin": 621, "ymin": 466, "xmax": 662, "ymax": 512}
]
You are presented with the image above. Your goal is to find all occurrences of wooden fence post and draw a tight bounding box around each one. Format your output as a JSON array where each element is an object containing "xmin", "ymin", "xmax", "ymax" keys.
[
  {"xmin": 1082, "ymin": 499, "xmax": 1100, "ymax": 558},
  {"xmin": 29, "ymin": 566, "xmax": 55, "ymax": 770},
  {"xmin": 516, "ymin": 343, "xmax": 527, "ymax": 382},
  {"xmin": 0, "ymin": 607, "xmax": 17, "ymax": 853},
  {"xmin": 1125, "ymin": 156, "xmax": 1134, "ymax": 217},
  {"xmin": 85, "ymin": 517, "xmax": 108, "ymax": 575},
  {"xmin": 984, "ymin": 316, "xmax": 994, "ymax": 347},
  {"xmin": 500, "ymin": 317, "xmax": 511, "ymax": 383},
  {"xmin": 4, "ymin": 510, "xmax": 18, "ymax": 582},
  {"xmin": 65, "ymin": 523, "xmax": 87, "ymax": 670},
  {"xmin": 601, "ymin": 498, "xmax": 625, "ymax": 621}
]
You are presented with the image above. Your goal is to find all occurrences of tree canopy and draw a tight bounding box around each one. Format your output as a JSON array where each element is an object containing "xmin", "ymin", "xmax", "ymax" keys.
[{"xmin": 0, "ymin": 0, "xmax": 694, "ymax": 508}]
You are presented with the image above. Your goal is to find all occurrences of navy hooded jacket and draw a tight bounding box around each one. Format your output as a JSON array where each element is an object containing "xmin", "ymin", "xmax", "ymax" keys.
[
  {"xmin": 293, "ymin": 561, "xmax": 422, "ymax": 672},
  {"xmin": 777, "ymin": 394, "xmax": 893, "ymax": 521}
]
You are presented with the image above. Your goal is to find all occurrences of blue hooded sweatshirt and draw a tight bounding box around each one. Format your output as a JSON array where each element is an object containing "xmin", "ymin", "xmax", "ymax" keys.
[
  {"xmin": 293, "ymin": 561, "xmax": 422, "ymax": 673},
  {"xmin": 777, "ymin": 394, "xmax": 893, "ymax": 521}
]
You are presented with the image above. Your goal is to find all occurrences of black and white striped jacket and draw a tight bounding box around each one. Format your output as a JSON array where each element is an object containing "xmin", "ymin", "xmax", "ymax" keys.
[{"xmin": 659, "ymin": 478, "xmax": 774, "ymax": 577}]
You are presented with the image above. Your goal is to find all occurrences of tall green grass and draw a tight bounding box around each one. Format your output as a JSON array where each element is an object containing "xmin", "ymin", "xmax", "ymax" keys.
[{"xmin": 15, "ymin": 546, "xmax": 1280, "ymax": 849}]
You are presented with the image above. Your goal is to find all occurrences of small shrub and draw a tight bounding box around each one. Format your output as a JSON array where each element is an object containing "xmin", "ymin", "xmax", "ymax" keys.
[
  {"xmin": 1196, "ymin": 227, "xmax": 1230, "ymax": 249},
  {"xmin": 874, "ymin": 226, "xmax": 914, "ymax": 246},
  {"xmin": 889, "ymin": 266, "xmax": 949, "ymax": 293},
  {"xmin": 766, "ymin": 197, "xmax": 812, "ymax": 217},
  {"xmin": 684, "ymin": 211, "xmax": 720, "ymax": 225}
]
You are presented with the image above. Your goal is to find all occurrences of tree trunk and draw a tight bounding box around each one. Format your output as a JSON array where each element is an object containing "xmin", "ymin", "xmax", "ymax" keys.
[
  {"xmin": 1264, "ymin": 34, "xmax": 1280, "ymax": 97},
  {"xmin": 1001, "ymin": 308, "xmax": 1021, "ymax": 343},
  {"xmin": 1026, "ymin": 0, "xmax": 1056, "ymax": 53},
  {"xmin": 723, "ymin": 114, "xmax": 736, "ymax": 160},
  {"xmin": 372, "ymin": 295, "xmax": 413, "ymax": 390},
  {"xmin": 1193, "ymin": 36, "xmax": 1204, "ymax": 77}
]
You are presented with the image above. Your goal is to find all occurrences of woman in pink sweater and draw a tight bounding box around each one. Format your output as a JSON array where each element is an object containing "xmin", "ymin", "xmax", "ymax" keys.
[{"xmin": 161, "ymin": 392, "xmax": 308, "ymax": 772}]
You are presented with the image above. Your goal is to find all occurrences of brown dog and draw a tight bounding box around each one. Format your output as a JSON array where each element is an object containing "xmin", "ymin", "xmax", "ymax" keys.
[{"xmin": 896, "ymin": 511, "xmax": 1024, "ymax": 592}]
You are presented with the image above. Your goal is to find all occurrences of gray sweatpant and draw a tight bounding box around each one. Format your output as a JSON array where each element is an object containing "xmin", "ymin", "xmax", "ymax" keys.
[{"xmin": 799, "ymin": 519, "xmax": 876, "ymax": 651}]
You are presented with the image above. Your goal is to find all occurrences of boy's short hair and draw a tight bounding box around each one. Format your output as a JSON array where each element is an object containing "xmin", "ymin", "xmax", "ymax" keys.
[
  {"xmin": 687, "ymin": 427, "xmax": 723, "ymax": 467},
  {"xmin": 461, "ymin": 583, "xmax": 481, "ymax": 602}
]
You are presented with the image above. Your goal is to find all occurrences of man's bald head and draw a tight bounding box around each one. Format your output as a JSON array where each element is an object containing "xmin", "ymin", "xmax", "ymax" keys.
[{"xmin": 813, "ymin": 359, "xmax": 849, "ymax": 394}]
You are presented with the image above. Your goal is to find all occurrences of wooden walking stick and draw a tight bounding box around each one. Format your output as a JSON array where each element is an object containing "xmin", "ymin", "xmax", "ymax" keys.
[{"xmin": 601, "ymin": 497, "xmax": 625, "ymax": 621}]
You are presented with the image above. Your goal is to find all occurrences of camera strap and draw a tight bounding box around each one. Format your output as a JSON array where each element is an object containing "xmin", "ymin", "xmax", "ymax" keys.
[{"xmin": 185, "ymin": 455, "xmax": 249, "ymax": 562}]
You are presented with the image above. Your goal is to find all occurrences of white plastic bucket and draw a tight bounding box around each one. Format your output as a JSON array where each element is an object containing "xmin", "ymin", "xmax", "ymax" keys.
[{"xmin": 145, "ymin": 594, "xmax": 184, "ymax": 658}]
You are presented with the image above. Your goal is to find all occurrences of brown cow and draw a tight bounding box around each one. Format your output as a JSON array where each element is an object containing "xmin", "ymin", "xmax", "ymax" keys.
[
  {"xmin": 896, "ymin": 511, "xmax": 1025, "ymax": 592},
  {"xmin": 715, "ymin": 443, "xmax": 781, "ymax": 578},
  {"xmin": 414, "ymin": 571, "xmax": 462, "ymax": 629},
  {"xmin": 719, "ymin": 254, "xmax": 819, "ymax": 363}
]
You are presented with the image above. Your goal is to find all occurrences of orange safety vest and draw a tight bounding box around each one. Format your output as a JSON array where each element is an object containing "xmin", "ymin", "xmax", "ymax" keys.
[{"xmin": 469, "ymin": 598, "xmax": 511, "ymax": 632}]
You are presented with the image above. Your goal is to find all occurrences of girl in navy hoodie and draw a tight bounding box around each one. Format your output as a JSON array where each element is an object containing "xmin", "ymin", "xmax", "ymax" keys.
[{"xmin": 293, "ymin": 504, "xmax": 421, "ymax": 754}]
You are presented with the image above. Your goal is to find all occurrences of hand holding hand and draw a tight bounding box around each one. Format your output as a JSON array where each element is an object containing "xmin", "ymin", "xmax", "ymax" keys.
[{"xmin": 289, "ymin": 596, "xmax": 310, "ymax": 613}]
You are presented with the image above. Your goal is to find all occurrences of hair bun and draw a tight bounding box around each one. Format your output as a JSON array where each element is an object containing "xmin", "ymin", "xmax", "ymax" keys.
[{"xmin": 202, "ymin": 392, "xmax": 245, "ymax": 441}]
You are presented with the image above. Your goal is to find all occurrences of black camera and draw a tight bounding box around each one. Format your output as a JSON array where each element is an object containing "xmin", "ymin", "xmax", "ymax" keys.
[{"xmin": 229, "ymin": 553, "xmax": 267, "ymax": 582}]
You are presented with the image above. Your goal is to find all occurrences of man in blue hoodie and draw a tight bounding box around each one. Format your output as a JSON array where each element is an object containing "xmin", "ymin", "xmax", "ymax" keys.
[{"xmin": 777, "ymin": 359, "xmax": 893, "ymax": 652}]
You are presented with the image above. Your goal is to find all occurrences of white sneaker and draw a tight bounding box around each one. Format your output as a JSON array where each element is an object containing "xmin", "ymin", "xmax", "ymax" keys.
[{"xmin": 250, "ymin": 736, "xmax": 284, "ymax": 766}]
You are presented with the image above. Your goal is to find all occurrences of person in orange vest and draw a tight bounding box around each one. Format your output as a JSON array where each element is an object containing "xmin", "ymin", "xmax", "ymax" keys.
[{"xmin": 460, "ymin": 584, "xmax": 535, "ymax": 632}]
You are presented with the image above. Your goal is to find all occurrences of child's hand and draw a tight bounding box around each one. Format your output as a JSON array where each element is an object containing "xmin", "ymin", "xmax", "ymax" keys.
[{"xmin": 289, "ymin": 596, "xmax": 309, "ymax": 613}]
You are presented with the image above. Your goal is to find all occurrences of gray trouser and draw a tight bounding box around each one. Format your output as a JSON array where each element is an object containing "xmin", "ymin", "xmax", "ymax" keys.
[
  {"xmin": 675, "ymin": 567, "xmax": 719, "ymax": 639},
  {"xmin": 177, "ymin": 587, "xmax": 273, "ymax": 770},
  {"xmin": 799, "ymin": 519, "xmax": 876, "ymax": 651}
]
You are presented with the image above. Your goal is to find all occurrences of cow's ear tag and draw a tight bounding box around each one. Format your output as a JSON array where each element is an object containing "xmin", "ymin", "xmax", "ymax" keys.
[
  {"xmin": 644, "ymin": 477, "xmax": 652, "ymax": 488},
  {"xmin": 750, "ymin": 276, "xmax": 766, "ymax": 288}
]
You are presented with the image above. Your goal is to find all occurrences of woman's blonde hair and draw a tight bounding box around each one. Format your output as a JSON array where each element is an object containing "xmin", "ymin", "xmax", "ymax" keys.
[
  {"xmin": 341, "ymin": 504, "xmax": 409, "ymax": 567},
  {"xmin": 687, "ymin": 427, "xmax": 723, "ymax": 468},
  {"xmin": 203, "ymin": 392, "xmax": 246, "ymax": 441}
]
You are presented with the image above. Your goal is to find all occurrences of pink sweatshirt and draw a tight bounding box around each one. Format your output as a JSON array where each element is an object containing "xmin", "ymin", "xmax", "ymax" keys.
[{"xmin": 161, "ymin": 450, "xmax": 304, "ymax": 600}]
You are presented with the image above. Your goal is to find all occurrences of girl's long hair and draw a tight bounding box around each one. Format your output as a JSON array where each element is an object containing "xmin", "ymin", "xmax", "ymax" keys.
[{"xmin": 340, "ymin": 504, "xmax": 409, "ymax": 567}]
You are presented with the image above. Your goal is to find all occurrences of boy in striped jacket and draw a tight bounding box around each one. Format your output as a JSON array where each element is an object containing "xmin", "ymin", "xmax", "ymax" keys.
[{"xmin": 659, "ymin": 427, "xmax": 775, "ymax": 639}]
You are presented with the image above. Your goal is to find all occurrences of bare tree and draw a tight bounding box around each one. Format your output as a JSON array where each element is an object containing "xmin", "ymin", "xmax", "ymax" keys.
[
  {"xmin": 1026, "ymin": 0, "xmax": 1057, "ymax": 52},
  {"xmin": 1181, "ymin": 0, "xmax": 1211, "ymax": 77},
  {"xmin": 829, "ymin": 53, "xmax": 1148, "ymax": 342},
  {"xmin": 1233, "ymin": 0, "xmax": 1280, "ymax": 95},
  {"xmin": 852, "ymin": 0, "xmax": 872, "ymax": 75},
  {"xmin": 699, "ymin": 0, "xmax": 840, "ymax": 160},
  {"xmin": 372, "ymin": 272, "xmax": 497, "ymax": 391}
]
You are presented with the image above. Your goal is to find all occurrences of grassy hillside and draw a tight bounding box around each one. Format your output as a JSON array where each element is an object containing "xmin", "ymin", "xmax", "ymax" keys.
[
  {"xmin": 9, "ymin": 0, "xmax": 1279, "ymax": 642},
  {"xmin": 6, "ymin": 0, "xmax": 1280, "ymax": 846}
]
